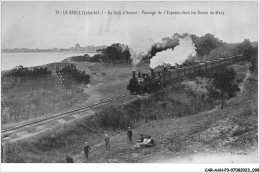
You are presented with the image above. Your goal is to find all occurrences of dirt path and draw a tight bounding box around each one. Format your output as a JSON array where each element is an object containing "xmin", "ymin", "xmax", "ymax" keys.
[{"xmin": 239, "ymin": 69, "xmax": 251, "ymax": 93}]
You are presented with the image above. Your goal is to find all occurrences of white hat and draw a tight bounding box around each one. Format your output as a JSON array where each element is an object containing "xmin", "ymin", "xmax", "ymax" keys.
[{"xmin": 85, "ymin": 142, "xmax": 88, "ymax": 145}]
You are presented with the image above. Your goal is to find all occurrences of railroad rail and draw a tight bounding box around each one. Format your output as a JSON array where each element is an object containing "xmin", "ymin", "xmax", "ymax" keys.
[
  {"xmin": 1, "ymin": 93, "xmax": 132, "ymax": 136},
  {"xmin": 2, "ymin": 54, "xmax": 246, "ymax": 136}
]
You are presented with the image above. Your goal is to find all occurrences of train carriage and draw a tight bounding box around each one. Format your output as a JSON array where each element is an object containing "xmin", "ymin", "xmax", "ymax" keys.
[
  {"xmin": 127, "ymin": 54, "xmax": 245, "ymax": 94},
  {"xmin": 199, "ymin": 62, "xmax": 207, "ymax": 71},
  {"xmin": 169, "ymin": 70, "xmax": 177, "ymax": 79},
  {"xmin": 205, "ymin": 61, "xmax": 212, "ymax": 69}
]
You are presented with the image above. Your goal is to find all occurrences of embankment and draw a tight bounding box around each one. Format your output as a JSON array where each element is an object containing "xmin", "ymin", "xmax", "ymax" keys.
[{"xmin": 3, "ymin": 62, "xmax": 254, "ymax": 163}]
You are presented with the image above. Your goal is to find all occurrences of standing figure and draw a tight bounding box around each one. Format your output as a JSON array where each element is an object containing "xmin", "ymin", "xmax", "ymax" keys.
[
  {"xmin": 84, "ymin": 142, "xmax": 91, "ymax": 159},
  {"xmin": 104, "ymin": 133, "xmax": 110, "ymax": 150},
  {"xmin": 127, "ymin": 127, "xmax": 133, "ymax": 143}
]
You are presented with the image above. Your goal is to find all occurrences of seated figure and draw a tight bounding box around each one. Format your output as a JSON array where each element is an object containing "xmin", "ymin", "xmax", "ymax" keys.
[
  {"xmin": 138, "ymin": 134, "xmax": 144, "ymax": 143},
  {"xmin": 134, "ymin": 136, "xmax": 155, "ymax": 148},
  {"xmin": 141, "ymin": 136, "xmax": 152, "ymax": 147}
]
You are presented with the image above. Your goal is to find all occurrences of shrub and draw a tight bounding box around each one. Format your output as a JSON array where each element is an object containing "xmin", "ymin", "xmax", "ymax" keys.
[
  {"xmin": 91, "ymin": 43, "xmax": 131, "ymax": 63},
  {"xmin": 69, "ymin": 54, "xmax": 90, "ymax": 62},
  {"xmin": 97, "ymin": 105, "xmax": 132, "ymax": 130},
  {"xmin": 249, "ymin": 46, "xmax": 258, "ymax": 73},
  {"xmin": 89, "ymin": 53, "xmax": 109, "ymax": 62},
  {"xmin": 2, "ymin": 65, "xmax": 52, "ymax": 79},
  {"xmin": 58, "ymin": 64, "xmax": 90, "ymax": 84}
]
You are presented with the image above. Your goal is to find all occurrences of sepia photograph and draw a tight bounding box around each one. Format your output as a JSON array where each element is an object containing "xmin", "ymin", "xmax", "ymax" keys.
[{"xmin": 0, "ymin": 0, "xmax": 259, "ymax": 172}]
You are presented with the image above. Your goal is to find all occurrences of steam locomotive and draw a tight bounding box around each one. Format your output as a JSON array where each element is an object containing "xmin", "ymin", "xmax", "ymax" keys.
[{"xmin": 127, "ymin": 54, "xmax": 244, "ymax": 94}]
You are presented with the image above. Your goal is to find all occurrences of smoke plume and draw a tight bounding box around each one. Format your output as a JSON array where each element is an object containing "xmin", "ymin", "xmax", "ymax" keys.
[
  {"xmin": 149, "ymin": 36, "xmax": 196, "ymax": 69},
  {"xmin": 148, "ymin": 37, "xmax": 179, "ymax": 58},
  {"xmin": 128, "ymin": 38, "xmax": 154, "ymax": 70}
]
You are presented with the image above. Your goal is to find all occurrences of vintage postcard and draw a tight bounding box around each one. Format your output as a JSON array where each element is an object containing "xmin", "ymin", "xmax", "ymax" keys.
[{"xmin": 1, "ymin": 1, "xmax": 259, "ymax": 172}]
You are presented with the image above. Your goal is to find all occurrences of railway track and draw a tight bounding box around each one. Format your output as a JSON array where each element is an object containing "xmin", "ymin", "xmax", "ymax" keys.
[
  {"xmin": 1, "ymin": 93, "xmax": 132, "ymax": 136},
  {"xmin": 1, "ymin": 56, "xmax": 245, "ymax": 137}
]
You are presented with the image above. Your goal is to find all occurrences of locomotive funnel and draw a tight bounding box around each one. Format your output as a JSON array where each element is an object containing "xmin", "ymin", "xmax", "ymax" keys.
[
  {"xmin": 132, "ymin": 71, "xmax": 136, "ymax": 78},
  {"xmin": 151, "ymin": 69, "xmax": 155, "ymax": 78}
]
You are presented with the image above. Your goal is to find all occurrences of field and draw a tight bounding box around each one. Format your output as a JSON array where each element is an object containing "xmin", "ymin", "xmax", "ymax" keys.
[
  {"xmin": 2, "ymin": 61, "xmax": 257, "ymax": 163},
  {"xmin": 1, "ymin": 60, "xmax": 150, "ymax": 126}
]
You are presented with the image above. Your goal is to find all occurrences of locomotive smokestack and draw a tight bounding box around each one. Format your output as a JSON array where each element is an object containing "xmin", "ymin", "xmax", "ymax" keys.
[
  {"xmin": 137, "ymin": 71, "xmax": 141, "ymax": 78},
  {"xmin": 151, "ymin": 69, "xmax": 155, "ymax": 78},
  {"xmin": 133, "ymin": 71, "xmax": 136, "ymax": 78}
]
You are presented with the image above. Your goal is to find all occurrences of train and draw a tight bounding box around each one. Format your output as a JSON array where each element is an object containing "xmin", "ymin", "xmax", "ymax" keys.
[{"xmin": 127, "ymin": 54, "xmax": 244, "ymax": 94}]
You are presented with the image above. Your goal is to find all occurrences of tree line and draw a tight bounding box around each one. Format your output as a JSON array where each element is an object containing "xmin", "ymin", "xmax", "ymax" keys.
[
  {"xmin": 143, "ymin": 33, "xmax": 256, "ymax": 62},
  {"xmin": 237, "ymin": 39, "xmax": 258, "ymax": 73},
  {"xmin": 68, "ymin": 33, "xmax": 257, "ymax": 67},
  {"xmin": 89, "ymin": 43, "xmax": 131, "ymax": 63}
]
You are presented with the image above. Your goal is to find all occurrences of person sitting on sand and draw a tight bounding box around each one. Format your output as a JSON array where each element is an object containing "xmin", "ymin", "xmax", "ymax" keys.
[
  {"xmin": 134, "ymin": 136, "xmax": 155, "ymax": 148},
  {"xmin": 134, "ymin": 142, "xmax": 141, "ymax": 149},
  {"xmin": 142, "ymin": 136, "xmax": 155, "ymax": 147},
  {"xmin": 134, "ymin": 136, "xmax": 149, "ymax": 148},
  {"xmin": 138, "ymin": 134, "xmax": 144, "ymax": 143},
  {"xmin": 150, "ymin": 138, "xmax": 155, "ymax": 146},
  {"xmin": 140, "ymin": 136, "xmax": 151, "ymax": 146}
]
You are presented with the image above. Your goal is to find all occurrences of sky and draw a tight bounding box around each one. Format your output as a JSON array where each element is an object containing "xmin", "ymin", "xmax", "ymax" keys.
[{"xmin": 1, "ymin": 1, "xmax": 258, "ymax": 49}]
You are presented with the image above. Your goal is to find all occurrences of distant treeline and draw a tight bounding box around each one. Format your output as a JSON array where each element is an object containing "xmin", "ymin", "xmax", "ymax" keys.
[
  {"xmin": 69, "ymin": 43, "xmax": 131, "ymax": 63},
  {"xmin": 2, "ymin": 45, "xmax": 107, "ymax": 53},
  {"xmin": 70, "ymin": 33, "xmax": 258, "ymax": 66},
  {"xmin": 143, "ymin": 33, "xmax": 258, "ymax": 62}
]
